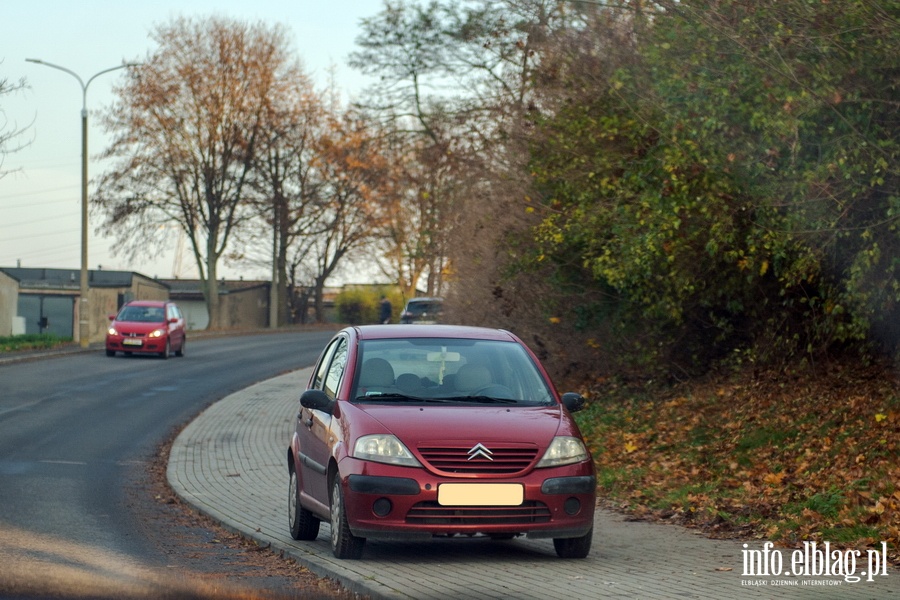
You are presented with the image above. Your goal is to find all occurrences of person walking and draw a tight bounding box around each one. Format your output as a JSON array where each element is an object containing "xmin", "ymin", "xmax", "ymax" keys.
[{"xmin": 379, "ymin": 295, "xmax": 392, "ymax": 324}]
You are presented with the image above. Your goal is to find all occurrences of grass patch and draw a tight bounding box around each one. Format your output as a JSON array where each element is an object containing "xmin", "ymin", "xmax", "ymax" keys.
[
  {"xmin": 784, "ymin": 489, "xmax": 845, "ymax": 519},
  {"xmin": 0, "ymin": 333, "xmax": 73, "ymax": 353}
]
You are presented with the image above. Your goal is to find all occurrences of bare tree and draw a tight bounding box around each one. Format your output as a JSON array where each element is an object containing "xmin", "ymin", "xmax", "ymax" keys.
[
  {"xmin": 94, "ymin": 16, "xmax": 300, "ymax": 328},
  {"xmin": 375, "ymin": 126, "xmax": 455, "ymax": 299},
  {"xmin": 0, "ymin": 67, "xmax": 31, "ymax": 178},
  {"xmin": 242, "ymin": 74, "xmax": 330, "ymax": 326},
  {"xmin": 349, "ymin": 2, "xmax": 465, "ymax": 297}
]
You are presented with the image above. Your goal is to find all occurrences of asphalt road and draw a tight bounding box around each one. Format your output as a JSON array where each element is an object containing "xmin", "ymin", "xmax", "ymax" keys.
[{"xmin": 0, "ymin": 329, "xmax": 337, "ymax": 598}]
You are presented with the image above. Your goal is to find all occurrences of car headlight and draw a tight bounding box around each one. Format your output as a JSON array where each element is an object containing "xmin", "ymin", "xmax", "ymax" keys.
[
  {"xmin": 148, "ymin": 328, "xmax": 166, "ymax": 338},
  {"xmin": 536, "ymin": 436, "xmax": 589, "ymax": 468},
  {"xmin": 108, "ymin": 327, "xmax": 118, "ymax": 336},
  {"xmin": 353, "ymin": 434, "xmax": 421, "ymax": 467}
]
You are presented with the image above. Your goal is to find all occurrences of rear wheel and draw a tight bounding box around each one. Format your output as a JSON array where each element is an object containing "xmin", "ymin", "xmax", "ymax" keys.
[
  {"xmin": 289, "ymin": 468, "xmax": 320, "ymax": 540},
  {"xmin": 553, "ymin": 527, "xmax": 593, "ymax": 559},
  {"xmin": 330, "ymin": 477, "xmax": 365, "ymax": 559}
]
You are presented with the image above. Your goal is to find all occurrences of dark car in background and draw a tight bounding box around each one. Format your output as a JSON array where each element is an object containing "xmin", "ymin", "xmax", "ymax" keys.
[
  {"xmin": 399, "ymin": 297, "xmax": 443, "ymax": 324},
  {"xmin": 105, "ymin": 300, "xmax": 186, "ymax": 359},
  {"xmin": 287, "ymin": 324, "xmax": 595, "ymax": 560}
]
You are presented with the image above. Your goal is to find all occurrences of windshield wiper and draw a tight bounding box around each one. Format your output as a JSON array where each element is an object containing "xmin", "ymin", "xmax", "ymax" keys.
[
  {"xmin": 355, "ymin": 393, "xmax": 454, "ymax": 404},
  {"xmin": 356, "ymin": 392, "xmax": 420, "ymax": 402},
  {"xmin": 441, "ymin": 395, "xmax": 518, "ymax": 404}
]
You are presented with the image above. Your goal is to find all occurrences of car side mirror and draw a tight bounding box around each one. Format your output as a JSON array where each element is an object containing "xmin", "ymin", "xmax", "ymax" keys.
[
  {"xmin": 300, "ymin": 389, "xmax": 334, "ymax": 414},
  {"xmin": 561, "ymin": 392, "xmax": 586, "ymax": 413},
  {"xmin": 108, "ymin": 314, "xmax": 116, "ymax": 321}
]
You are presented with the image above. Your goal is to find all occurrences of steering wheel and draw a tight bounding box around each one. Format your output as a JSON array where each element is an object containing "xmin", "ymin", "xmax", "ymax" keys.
[{"xmin": 471, "ymin": 384, "xmax": 515, "ymax": 399}]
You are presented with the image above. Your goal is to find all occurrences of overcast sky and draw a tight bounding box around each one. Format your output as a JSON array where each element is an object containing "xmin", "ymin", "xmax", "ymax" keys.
[{"xmin": 0, "ymin": 0, "xmax": 385, "ymax": 281}]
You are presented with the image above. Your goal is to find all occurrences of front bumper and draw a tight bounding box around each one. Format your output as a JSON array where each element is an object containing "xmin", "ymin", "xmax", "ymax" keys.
[
  {"xmin": 339, "ymin": 457, "xmax": 596, "ymax": 541},
  {"xmin": 106, "ymin": 336, "xmax": 167, "ymax": 353}
]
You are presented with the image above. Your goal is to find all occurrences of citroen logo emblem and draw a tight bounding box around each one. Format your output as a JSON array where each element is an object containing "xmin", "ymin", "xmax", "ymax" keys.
[{"xmin": 467, "ymin": 443, "xmax": 493, "ymax": 461}]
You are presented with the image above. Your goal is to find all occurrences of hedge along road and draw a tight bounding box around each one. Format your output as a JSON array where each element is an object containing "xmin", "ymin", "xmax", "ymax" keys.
[{"xmin": 168, "ymin": 367, "xmax": 900, "ymax": 600}]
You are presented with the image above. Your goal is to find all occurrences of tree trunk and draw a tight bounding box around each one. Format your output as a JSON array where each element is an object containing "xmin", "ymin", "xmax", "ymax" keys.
[{"xmin": 313, "ymin": 275, "xmax": 327, "ymax": 323}]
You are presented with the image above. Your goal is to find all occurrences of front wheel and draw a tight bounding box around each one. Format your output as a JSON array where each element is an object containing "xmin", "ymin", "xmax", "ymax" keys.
[
  {"xmin": 175, "ymin": 337, "xmax": 185, "ymax": 357},
  {"xmin": 160, "ymin": 339, "xmax": 170, "ymax": 359},
  {"xmin": 330, "ymin": 477, "xmax": 365, "ymax": 559},
  {"xmin": 106, "ymin": 349, "xmax": 115, "ymax": 357},
  {"xmin": 289, "ymin": 468, "xmax": 320, "ymax": 540},
  {"xmin": 553, "ymin": 527, "xmax": 593, "ymax": 559}
]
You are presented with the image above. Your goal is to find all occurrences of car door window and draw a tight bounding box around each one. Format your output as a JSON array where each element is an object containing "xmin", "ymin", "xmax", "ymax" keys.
[
  {"xmin": 323, "ymin": 338, "xmax": 349, "ymax": 399},
  {"xmin": 312, "ymin": 339, "xmax": 340, "ymax": 390}
]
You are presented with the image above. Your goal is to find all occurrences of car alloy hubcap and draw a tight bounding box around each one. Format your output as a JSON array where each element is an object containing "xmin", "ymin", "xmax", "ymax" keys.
[
  {"xmin": 330, "ymin": 481, "xmax": 341, "ymax": 549},
  {"xmin": 289, "ymin": 471, "xmax": 297, "ymax": 528}
]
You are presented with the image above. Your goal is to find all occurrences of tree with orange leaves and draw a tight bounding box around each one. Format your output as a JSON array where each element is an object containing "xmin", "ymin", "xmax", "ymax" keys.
[
  {"xmin": 303, "ymin": 108, "xmax": 394, "ymax": 322},
  {"xmin": 95, "ymin": 16, "xmax": 301, "ymax": 328}
]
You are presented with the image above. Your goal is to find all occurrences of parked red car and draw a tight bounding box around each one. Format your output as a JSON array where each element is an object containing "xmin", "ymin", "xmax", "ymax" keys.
[
  {"xmin": 287, "ymin": 325, "xmax": 595, "ymax": 559},
  {"xmin": 105, "ymin": 300, "xmax": 186, "ymax": 359}
]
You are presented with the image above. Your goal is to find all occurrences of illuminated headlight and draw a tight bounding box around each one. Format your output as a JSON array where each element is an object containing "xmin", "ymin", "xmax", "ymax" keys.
[
  {"xmin": 108, "ymin": 327, "xmax": 118, "ymax": 336},
  {"xmin": 353, "ymin": 434, "xmax": 421, "ymax": 467},
  {"xmin": 536, "ymin": 436, "xmax": 589, "ymax": 468},
  {"xmin": 148, "ymin": 329, "xmax": 166, "ymax": 338}
]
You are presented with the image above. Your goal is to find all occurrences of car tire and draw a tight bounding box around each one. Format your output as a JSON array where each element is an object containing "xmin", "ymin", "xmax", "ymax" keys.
[
  {"xmin": 553, "ymin": 527, "xmax": 593, "ymax": 559},
  {"xmin": 160, "ymin": 340, "xmax": 170, "ymax": 359},
  {"xmin": 330, "ymin": 477, "xmax": 365, "ymax": 559},
  {"xmin": 289, "ymin": 468, "xmax": 320, "ymax": 541},
  {"xmin": 106, "ymin": 349, "xmax": 115, "ymax": 357},
  {"xmin": 175, "ymin": 338, "xmax": 185, "ymax": 357}
]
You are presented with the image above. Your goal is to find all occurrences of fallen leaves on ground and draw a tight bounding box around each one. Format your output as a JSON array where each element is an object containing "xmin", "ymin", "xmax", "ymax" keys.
[{"xmin": 577, "ymin": 360, "xmax": 900, "ymax": 566}]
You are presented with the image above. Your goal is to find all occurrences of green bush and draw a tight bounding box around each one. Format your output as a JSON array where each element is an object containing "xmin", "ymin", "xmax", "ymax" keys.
[{"xmin": 335, "ymin": 287, "xmax": 403, "ymax": 325}]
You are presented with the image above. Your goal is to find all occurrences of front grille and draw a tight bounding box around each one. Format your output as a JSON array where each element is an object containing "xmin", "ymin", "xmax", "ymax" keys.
[
  {"xmin": 418, "ymin": 444, "xmax": 538, "ymax": 475},
  {"xmin": 406, "ymin": 501, "xmax": 551, "ymax": 525}
]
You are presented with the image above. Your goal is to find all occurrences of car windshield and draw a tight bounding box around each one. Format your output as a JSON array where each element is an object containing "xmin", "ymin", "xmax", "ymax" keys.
[
  {"xmin": 405, "ymin": 301, "xmax": 440, "ymax": 316},
  {"xmin": 118, "ymin": 306, "xmax": 165, "ymax": 323},
  {"xmin": 352, "ymin": 337, "xmax": 555, "ymax": 406}
]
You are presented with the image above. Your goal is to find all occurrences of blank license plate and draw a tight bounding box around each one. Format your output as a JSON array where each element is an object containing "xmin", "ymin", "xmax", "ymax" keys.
[
  {"xmin": 437, "ymin": 483, "xmax": 524, "ymax": 506},
  {"xmin": 123, "ymin": 338, "xmax": 143, "ymax": 346}
]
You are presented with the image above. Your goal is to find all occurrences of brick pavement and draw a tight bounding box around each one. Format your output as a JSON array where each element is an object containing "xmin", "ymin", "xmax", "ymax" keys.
[{"xmin": 167, "ymin": 369, "xmax": 900, "ymax": 600}]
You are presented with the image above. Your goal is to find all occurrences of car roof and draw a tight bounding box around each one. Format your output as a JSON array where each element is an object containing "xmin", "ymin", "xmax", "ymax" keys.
[
  {"xmin": 124, "ymin": 300, "xmax": 168, "ymax": 307},
  {"xmin": 406, "ymin": 297, "xmax": 443, "ymax": 303},
  {"xmin": 352, "ymin": 324, "xmax": 515, "ymax": 342}
]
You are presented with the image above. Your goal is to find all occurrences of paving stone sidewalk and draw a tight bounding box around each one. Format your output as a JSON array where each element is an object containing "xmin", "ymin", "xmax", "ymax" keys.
[{"xmin": 168, "ymin": 369, "xmax": 900, "ymax": 600}]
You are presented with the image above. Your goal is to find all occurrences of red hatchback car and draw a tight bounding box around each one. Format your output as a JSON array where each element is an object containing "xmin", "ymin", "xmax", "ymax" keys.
[
  {"xmin": 105, "ymin": 300, "xmax": 186, "ymax": 359},
  {"xmin": 287, "ymin": 325, "xmax": 596, "ymax": 559}
]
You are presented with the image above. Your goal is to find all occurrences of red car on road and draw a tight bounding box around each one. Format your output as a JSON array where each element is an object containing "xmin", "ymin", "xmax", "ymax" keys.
[
  {"xmin": 287, "ymin": 325, "xmax": 596, "ymax": 559},
  {"xmin": 105, "ymin": 300, "xmax": 186, "ymax": 359}
]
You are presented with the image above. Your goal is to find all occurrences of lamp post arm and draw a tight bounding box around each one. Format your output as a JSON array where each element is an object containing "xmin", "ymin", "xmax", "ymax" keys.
[{"xmin": 25, "ymin": 58, "xmax": 86, "ymax": 106}]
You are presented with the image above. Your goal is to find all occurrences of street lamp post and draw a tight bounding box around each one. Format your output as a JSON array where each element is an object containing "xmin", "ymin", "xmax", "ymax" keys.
[{"xmin": 26, "ymin": 59, "xmax": 140, "ymax": 348}]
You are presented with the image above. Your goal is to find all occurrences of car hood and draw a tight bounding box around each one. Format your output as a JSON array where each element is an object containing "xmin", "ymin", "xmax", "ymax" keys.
[{"xmin": 352, "ymin": 404, "xmax": 566, "ymax": 448}]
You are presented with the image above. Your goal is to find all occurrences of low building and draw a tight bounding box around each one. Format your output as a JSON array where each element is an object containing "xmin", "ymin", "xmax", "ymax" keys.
[
  {"xmin": 0, "ymin": 267, "xmax": 169, "ymax": 343},
  {"xmin": 161, "ymin": 278, "xmax": 271, "ymax": 330}
]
